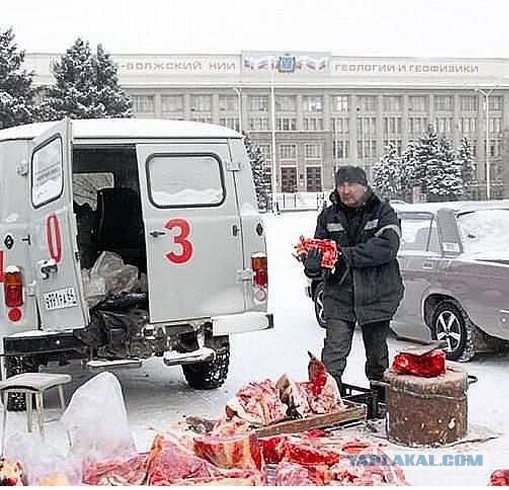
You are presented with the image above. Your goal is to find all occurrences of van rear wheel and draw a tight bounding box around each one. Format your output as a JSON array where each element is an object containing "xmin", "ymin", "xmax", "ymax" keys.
[
  {"xmin": 4, "ymin": 356, "xmax": 39, "ymax": 412},
  {"xmin": 182, "ymin": 340, "xmax": 230, "ymax": 390}
]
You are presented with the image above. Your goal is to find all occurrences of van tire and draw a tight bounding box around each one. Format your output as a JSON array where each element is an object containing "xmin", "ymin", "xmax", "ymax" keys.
[
  {"xmin": 4, "ymin": 356, "xmax": 39, "ymax": 412},
  {"xmin": 182, "ymin": 343, "xmax": 230, "ymax": 390}
]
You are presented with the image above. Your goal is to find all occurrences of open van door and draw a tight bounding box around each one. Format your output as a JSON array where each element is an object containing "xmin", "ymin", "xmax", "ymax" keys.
[
  {"xmin": 136, "ymin": 142, "xmax": 245, "ymax": 323},
  {"xmin": 29, "ymin": 119, "xmax": 88, "ymax": 330}
]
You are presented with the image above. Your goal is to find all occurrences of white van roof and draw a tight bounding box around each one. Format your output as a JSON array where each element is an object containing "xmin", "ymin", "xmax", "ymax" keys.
[{"xmin": 0, "ymin": 118, "xmax": 241, "ymax": 142}]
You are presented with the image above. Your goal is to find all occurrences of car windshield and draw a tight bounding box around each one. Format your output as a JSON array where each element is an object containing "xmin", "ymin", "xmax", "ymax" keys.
[{"xmin": 457, "ymin": 209, "xmax": 509, "ymax": 256}]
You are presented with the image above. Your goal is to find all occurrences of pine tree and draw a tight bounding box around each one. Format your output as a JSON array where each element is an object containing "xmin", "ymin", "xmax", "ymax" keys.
[
  {"xmin": 437, "ymin": 136, "xmax": 463, "ymax": 201},
  {"xmin": 400, "ymin": 141, "xmax": 418, "ymax": 202},
  {"xmin": 243, "ymin": 133, "xmax": 271, "ymax": 210},
  {"xmin": 372, "ymin": 143, "xmax": 401, "ymax": 200},
  {"xmin": 0, "ymin": 27, "xmax": 37, "ymax": 129},
  {"xmin": 457, "ymin": 137, "xmax": 475, "ymax": 199},
  {"xmin": 414, "ymin": 125, "xmax": 442, "ymax": 201},
  {"xmin": 42, "ymin": 38, "xmax": 132, "ymax": 120}
]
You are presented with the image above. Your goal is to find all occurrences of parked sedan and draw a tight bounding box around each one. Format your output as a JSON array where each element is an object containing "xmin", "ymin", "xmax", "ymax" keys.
[{"xmin": 307, "ymin": 200, "xmax": 509, "ymax": 361}]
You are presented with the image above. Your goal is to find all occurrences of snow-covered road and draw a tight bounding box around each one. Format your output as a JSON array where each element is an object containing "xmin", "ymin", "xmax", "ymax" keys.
[{"xmin": 5, "ymin": 211, "xmax": 509, "ymax": 486}]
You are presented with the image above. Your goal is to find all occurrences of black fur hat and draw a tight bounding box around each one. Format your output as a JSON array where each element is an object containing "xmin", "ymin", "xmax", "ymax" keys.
[{"xmin": 335, "ymin": 165, "xmax": 368, "ymax": 186}]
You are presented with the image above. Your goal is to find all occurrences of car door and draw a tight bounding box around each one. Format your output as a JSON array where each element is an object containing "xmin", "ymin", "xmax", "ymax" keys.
[
  {"xmin": 136, "ymin": 142, "xmax": 245, "ymax": 323},
  {"xmin": 29, "ymin": 119, "xmax": 88, "ymax": 330},
  {"xmin": 393, "ymin": 212, "xmax": 439, "ymax": 340}
]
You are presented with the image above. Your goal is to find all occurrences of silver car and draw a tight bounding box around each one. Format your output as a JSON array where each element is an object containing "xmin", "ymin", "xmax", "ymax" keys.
[{"xmin": 308, "ymin": 200, "xmax": 509, "ymax": 361}]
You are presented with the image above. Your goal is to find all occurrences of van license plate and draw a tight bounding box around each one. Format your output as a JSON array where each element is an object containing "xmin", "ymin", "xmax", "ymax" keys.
[{"xmin": 44, "ymin": 287, "xmax": 78, "ymax": 310}]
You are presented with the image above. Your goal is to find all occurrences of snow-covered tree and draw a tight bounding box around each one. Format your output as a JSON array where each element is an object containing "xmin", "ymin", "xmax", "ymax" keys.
[
  {"xmin": 436, "ymin": 136, "xmax": 463, "ymax": 201},
  {"xmin": 42, "ymin": 38, "xmax": 132, "ymax": 120},
  {"xmin": 372, "ymin": 143, "xmax": 401, "ymax": 200},
  {"xmin": 0, "ymin": 27, "xmax": 37, "ymax": 129},
  {"xmin": 457, "ymin": 137, "xmax": 475, "ymax": 199},
  {"xmin": 414, "ymin": 125, "xmax": 443, "ymax": 201},
  {"xmin": 400, "ymin": 141, "xmax": 418, "ymax": 202},
  {"xmin": 243, "ymin": 133, "xmax": 271, "ymax": 210}
]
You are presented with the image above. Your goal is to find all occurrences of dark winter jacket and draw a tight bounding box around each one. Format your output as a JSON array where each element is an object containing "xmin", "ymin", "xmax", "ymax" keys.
[{"xmin": 313, "ymin": 189, "xmax": 404, "ymax": 325}]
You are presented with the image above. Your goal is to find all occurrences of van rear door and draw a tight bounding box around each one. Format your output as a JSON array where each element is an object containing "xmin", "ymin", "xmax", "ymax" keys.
[
  {"xmin": 136, "ymin": 142, "xmax": 245, "ymax": 323},
  {"xmin": 29, "ymin": 119, "xmax": 88, "ymax": 330}
]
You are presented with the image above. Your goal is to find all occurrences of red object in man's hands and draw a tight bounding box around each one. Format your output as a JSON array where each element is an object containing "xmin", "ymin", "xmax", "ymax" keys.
[{"xmin": 294, "ymin": 237, "xmax": 339, "ymax": 269}]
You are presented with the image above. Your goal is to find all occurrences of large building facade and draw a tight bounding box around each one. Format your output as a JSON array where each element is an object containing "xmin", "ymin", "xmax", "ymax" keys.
[{"xmin": 26, "ymin": 51, "xmax": 509, "ymax": 198}]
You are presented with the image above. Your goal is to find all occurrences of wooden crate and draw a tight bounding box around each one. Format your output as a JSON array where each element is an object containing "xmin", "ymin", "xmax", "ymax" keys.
[{"xmin": 254, "ymin": 401, "xmax": 367, "ymax": 437}]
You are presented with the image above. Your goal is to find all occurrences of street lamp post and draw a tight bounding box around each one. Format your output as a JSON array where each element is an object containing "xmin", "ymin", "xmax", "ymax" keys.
[
  {"xmin": 475, "ymin": 87, "xmax": 494, "ymax": 200},
  {"xmin": 270, "ymin": 65, "xmax": 277, "ymax": 196},
  {"xmin": 232, "ymin": 87, "xmax": 243, "ymax": 133}
]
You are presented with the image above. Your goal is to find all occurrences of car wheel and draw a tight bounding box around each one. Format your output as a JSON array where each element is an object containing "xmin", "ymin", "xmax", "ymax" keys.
[
  {"xmin": 431, "ymin": 301, "xmax": 475, "ymax": 361},
  {"xmin": 313, "ymin": 282, "xmax": 327, "ymax": 329}
]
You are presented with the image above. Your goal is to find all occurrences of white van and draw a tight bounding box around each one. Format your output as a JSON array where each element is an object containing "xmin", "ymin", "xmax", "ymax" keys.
[{"xmin": 0, "ymin": 118, "xmax": 272, "ymax": 408}]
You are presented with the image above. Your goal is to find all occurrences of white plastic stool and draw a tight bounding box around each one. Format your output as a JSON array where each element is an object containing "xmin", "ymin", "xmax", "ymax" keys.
[{"xmin": 0, "ymin": 373, "xmax": 71, "ymax": 453}]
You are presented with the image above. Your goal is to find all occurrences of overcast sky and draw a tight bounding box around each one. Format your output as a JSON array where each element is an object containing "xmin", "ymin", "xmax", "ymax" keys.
[{"xmin": 3, "ymin": 0, "xmax": 509, "ymax": 58}]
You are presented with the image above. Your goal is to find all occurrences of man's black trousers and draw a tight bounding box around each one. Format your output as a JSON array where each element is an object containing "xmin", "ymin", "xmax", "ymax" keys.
[{"xmin": 321, "ymin": 319, "xmax": 390, "ymax": 388}]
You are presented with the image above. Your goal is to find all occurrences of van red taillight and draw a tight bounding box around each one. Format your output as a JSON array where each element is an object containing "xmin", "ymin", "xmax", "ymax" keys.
[
  {"xmin": 4, "ymin": 268, "xmax": 23, "ymax": 308},
  {"xmin": 251, "ymin": 253, "xmax": 268, "ymax": 288}
]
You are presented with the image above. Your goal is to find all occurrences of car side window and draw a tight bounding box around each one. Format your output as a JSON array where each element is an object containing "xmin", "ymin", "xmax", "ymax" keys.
[
  {"xmin": 428, "ymin": 220, "xmax": 441, "ymax": 253},
  {"xmin": 400, "ymin": 216, "xmax": 433, "ymax": 252}
]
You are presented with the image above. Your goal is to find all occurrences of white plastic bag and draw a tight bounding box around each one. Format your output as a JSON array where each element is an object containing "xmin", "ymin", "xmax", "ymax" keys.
[
  {"xmin": 90, "ymin": 251, "xmax": 139, "ymax": 296},
  {"xmin": 61, "ymin": 372, "xmax": 137, "ymax": 462}
]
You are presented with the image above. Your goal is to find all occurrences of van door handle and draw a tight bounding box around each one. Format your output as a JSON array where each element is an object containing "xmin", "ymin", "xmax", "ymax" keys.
[
  {"xmin": 422, "ymin": 261, "xmax": 434, "ymax": 270},
  {"xmin": 232, "ymin": 224, "xmax": 240, "ymax": 237},
  {"xmin": 149, "ymin": 230, "xmax": 166, "ymax": 238}
]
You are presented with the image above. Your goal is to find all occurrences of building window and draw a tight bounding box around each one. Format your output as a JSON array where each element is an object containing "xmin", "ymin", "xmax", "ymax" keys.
[
  {"xmin": 219, "ymin": 117, "xmax": 240, "ymax": 131},
  {"xmin": 306, "ymin": 167, "xmax": 322, "ymax": 192},
  {"xmin": 357, "ymin": 96, "xmax": 377, "ymax": 112},
  {"xmin": 333, "ymin": 140, "xmax": 349, "ymax": 159},
  {"xmin": 383, "ymin": 140, "xmax": 403, "ymax": 155},
  {"xmin": 489, "ymin": 96, "xmax": 502, "ymax": 111},
  {"xmin": 488, "ymin": 139, "xmax": 502, "ymax": 157},
  {"xmin": 471, "ymin": 140, "xmax": 477, "ymax": 157},
  {"xmin": 437, "ymin": 117, "xmax": 453, "ymax": 134},
  {"xmin": 132, "ymin": 95, "xmax": 155, "ymax": 113},
  {"xmin": 460, "ymin": 96, "xmax": 478, "ymax": 111},
  {"xmin": 490, "ymin": 117, "xmax": 502, "ymax": 133},
  {"xmin": 409, "ymin": 117, "xmax": 428, "ymax": 135},
  {"xmin": 219, "ymin": 95, "xmax": 238, "ymax": 112},
  {"xmin": 383, "ymin": 96, "xmax": 402, "ymax": 112},
  {"xmin": 332, "ymin": 118, "xmax": 349, "ymax": 134},
  {"xmin": 276, "ymin": 117, "xmax": 297, "ymax": 131},
  {"xmin": 257, "ymin": 144, "xmax": 271, "ymax": 161},
  {"xmin": 248, "ymin": 117, "xmax": 269, "ymax": 131},
  {"xmin": 459, "ymin": 117, "xmax": 477, "ymax": 133},
  {"xmin": 249, "ymin": 96, "xmax": 268, "ymax": 111},
  {"xmin": 190, "ymin": 95, "xmax": 212, "ymax": 112},
  {"xmin": 357, "ymin": 140, "xmax": 377, "ymax": 158},
  {"xmin": 281, "ymin": 167, "xmax": 297, "ymax": 193},
  {"xmin": 357, "ymin": 117, "xmax": 376, "ymax": 136},
  {"xmin": 435, "ymin": 95, "xmax": 453, "ymax": 111},
  {"xmin": 279, "ymin": 144, "xmax": 297, "ymax": 160},
  {"xmin": 190, "ymin": 115, "xmax": 213, "ymax": 123},
  {"xmin": 161, "ymin": 95, "xmax": 183, "ymax": 113},
  {"xmin": 304, "ymin": 144, "xmax": 323, "ymax": 159},
  {"xmin": 303, "ymin": 117, "xmax": 324, "ymax": 131},
  {"xmin": 383, "ymin": 117, "xmax": 402, "ymax": 135},
  {"xmin": 275, "ymin": 95, "xmax": 297, "ymax": 112},
  {"xmin": 409, "ymin": 96, "xmax": 428, "ymax": 112},
  {"xmin": 302, "ymin": 96, "xmax": 323, "ymax": 112},
  {"xmin": 333, "ymin": 95, "xmax": 349, "ymax": 112}
]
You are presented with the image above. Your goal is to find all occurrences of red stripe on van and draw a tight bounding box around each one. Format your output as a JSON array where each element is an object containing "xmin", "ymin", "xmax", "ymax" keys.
[{"xmin": 0, "ymin": 250, "xmax": 4, "ymax": 283}]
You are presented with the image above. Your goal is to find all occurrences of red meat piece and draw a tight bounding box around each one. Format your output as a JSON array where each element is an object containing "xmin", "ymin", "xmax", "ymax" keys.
[
  {"xmin": 274, "ymin": 462, "xmax": 326, "ymax": 486},
  {"xmin": 294, "ymin": 237, "xmax": 339, "ymax": 269},
  {"xmin": 392, "ymin": 349, "xmax": 446, "ymax": 377},
  {"xmin": 259, "ymin": 436, "xmax": 289, "ymax": 464},
  {"xmin": 147, "ymin": 435, "xmax": 221, "ymax": 485},
  {"xmin": 286, "ymin": 441, "xmax": 340, "ymax": 467},
  {"xmin": 193, "ymin": 432, "xmax": 262, "ymax": 470},
  {"xmin": 489, "ymin": 470, "xmax": 509, "ymax": 486},
  {"xmin": 83, "ymin": 454, "xmax": 148, "ymax": 485}
]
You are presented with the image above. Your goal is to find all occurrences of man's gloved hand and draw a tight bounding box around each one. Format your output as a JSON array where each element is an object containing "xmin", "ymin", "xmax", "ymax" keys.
[{"xmin": 304, "ymin": 247, "xmax": 323, "ymax": 278}]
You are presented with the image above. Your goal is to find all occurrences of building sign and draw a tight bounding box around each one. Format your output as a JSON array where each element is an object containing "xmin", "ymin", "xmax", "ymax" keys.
[
  {"xmin": 114, "ymin": 55, "xmax": 239, "ymax": 75},
  {"xmin": 242, "ymin": 51, "xmax": 330, "ymax": 73}
]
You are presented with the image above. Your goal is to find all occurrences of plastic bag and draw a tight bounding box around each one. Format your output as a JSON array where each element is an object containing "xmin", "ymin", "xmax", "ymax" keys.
[
  {"xmin": 81, "ymin": 268, "xmax": 106, "ymax": 308},
  {"xmin": 4, "ymin": 433, "xmax": 81, "ymax": 486},
  {"xmin": 61, "ymin": 372, "xmax": 137, "ymax": 462},
  {"xmin": 90, "ymin": 251, "xmax": 139, "ymax": 296}
]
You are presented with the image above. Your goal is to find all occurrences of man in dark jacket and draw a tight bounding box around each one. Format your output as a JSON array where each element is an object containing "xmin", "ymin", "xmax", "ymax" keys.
[{"xmin": 304, "ymin": 165, "xmax": 404, "ymax": 396}]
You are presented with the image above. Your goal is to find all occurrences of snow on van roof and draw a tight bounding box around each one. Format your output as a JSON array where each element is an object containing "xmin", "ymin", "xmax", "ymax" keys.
[{"xmin": 0, "ymin": 118, "xmax": 241, "ymax": 141}]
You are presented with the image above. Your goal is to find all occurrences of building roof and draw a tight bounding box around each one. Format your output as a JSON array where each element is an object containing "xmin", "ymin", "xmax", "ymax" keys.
[{"xmin": 0, "ymin": 118, "xmax": 241, "ymax": 142}]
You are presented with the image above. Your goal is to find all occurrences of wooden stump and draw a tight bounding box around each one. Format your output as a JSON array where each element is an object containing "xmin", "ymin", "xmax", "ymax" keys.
[{"xmin": 385, "ymin": 362, "xmax": 468, "ymax": 447}]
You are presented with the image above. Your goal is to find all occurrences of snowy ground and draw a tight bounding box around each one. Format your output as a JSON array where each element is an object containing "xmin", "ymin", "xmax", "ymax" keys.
[{"xmin": 3, "ymin": 211, "xmax": 509, "ymax": 486}]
